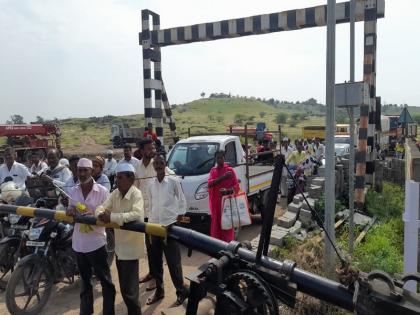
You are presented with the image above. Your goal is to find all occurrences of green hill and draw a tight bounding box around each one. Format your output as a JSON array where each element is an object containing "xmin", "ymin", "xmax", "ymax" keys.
[{"xmin": 58, "ymin": 97, "xmax": 327, "ymax": 148}]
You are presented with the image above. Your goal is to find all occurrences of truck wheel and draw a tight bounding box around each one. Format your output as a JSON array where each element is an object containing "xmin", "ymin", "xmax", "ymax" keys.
[{"xmin": 113, "ymin": 137, "xmax": 123, "ymax": 148}]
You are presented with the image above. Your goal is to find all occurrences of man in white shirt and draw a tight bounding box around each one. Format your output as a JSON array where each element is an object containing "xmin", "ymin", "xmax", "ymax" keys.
[
  {"xmin": 118, "ymin": 145, "xmax": 139, "ymax": 169},
  {"xmin": 280, "ymin": 138, "xmax": 293, "ymax": 197},
  {"xmin": 63, "ymin": 155, "xmax": 80, "ymax": 194},
  {"xmin": 103, "ymin": 150, "xmax": 117, "ymax": 188},
  {"xmin": 313, "ymin": 137, "xmax": 325, "ymax": 162},
  {"xmin": 42, "ymin": 149, "xmax": 72, "ymax": 188},
  {"xmin": 29, "ymin": 151, "xmax": 48, "ymax": 176},
  {"xmin": 135, "ymin": 138, "xmax": 174, "ymax": 289},
  {"xmin": 0, "ymin": 147, "xmax": 31, "ymax": 189},
  {"xmin": 135, "ymin": 138, "xmax": 156, "ymax": 288},
  {"xmin": 146, "ymin": 154, "xmax": 188, "ymax": 306}
]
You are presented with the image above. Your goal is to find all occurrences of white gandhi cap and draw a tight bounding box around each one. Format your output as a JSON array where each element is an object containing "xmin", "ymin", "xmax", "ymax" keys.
[{"xmin": 116, "ymin": 163, "xmax": 135, "ymax": 174}]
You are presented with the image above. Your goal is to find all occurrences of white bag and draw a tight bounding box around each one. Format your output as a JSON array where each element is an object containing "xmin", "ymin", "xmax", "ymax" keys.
[{"xmin": 221, "ymin": 192, "xmax": 252, "ymax": 230}]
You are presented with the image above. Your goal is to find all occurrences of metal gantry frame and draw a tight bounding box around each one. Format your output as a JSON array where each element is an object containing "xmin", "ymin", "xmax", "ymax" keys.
[{"xmin": 139, "ymin": 0, "xmax": 384, "ymax": 205}]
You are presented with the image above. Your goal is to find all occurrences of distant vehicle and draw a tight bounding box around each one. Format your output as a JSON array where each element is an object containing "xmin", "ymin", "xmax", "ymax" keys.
[
  {"xmin": 335, "ymin": 143, "xmax": 350, "ymax": 157},
  {"xmin": 302, "ymin": 126, "xmax": 325, "ymax": 140},
  {"xmin": 0, "ymin": 124, "xmax": 61, "ymax": 163},
  {"xmin": 110, "ymin": 123, "xmax": 145, "ymax": 148},
  {"xmin": 227, "ymin": 122, "xmax": 273, "ymax": 142},
  {"xmin": 334, "ymin": 135, "xmax": 357, "ymax": 146},
  {"xmin": 303, "ymin": 124, "xmax": 358, "ymax": 141},
  {"xmin": 378, "ymin": 115, "xmax": 417, "ymax": 153},
  {"xmin": 167, "ymin": 135, "xmax": 274, "ymax": 234}
]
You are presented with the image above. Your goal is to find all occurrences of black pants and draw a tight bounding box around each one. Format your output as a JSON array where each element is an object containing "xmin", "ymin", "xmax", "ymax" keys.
[
  {"xmin": 76, "ymin": 246, "xmax": 116, "ymax": 315},
  {"xmin": 144, "ymin": 217, "xmax": 153, "ymax": 275},
  {"xmin": 109, "ymin": 175, "xmax": 115, "ymax": 189},
  {"xmin": 116, "ymin": 258, "xmax": 141, "ymax": 315},
  {"xmin": 150, "ymin": 235, "xmax": 187, "ymax": 298}
]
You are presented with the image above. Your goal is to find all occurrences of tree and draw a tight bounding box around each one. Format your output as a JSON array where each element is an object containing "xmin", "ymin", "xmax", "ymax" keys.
[
  {"xmin": 259, "ymin": 112, "xmax": 266, "ymax": 119},
  {"xmin": 412, "ymin": 114, "xmax": 420, "ymax": 125},
  {"xmin": 200, "ymin": 92, "xmax": 205, "ymax": 98},
  {"xmin": 303, "ymin": 98, "xmax": 318, "ymax": 105},
  {"xmin": 35, "ymin": 116, "xmax": 44, "ymax": 123},
  {"xmin": 291, "ymin": 113, "xmax": 300, "ymax": 121},
  {"xmin": 8, "ymin": 115, "xmax": 25, "ymax": 124},
  {"xmin": 289, "ymin": 119, "xmax": 298, "ymax": 127},
  {"xmin": 275, "ymin": 113, "xmax": 288, "ymax": 124},
  {"xmin": 234, "ymin": 113, "xmax": 247, "ymax": 124}
]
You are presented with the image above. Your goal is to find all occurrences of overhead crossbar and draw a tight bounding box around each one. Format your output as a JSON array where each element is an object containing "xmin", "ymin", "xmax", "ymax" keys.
[{"xmin": 140, "ymin": 0, "xmax": 384, "ymax": 47}]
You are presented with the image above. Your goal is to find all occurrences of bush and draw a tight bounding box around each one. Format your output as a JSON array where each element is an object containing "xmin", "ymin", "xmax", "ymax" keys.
[
  {"xmin": 234, "ymin": 113, "xmax": 247, "ymax": 124},
  {"xmin": 80, "ymin": 122, "xmax": 88, "ymax": 131},
  {"xmin": 275, "ymin": 113, "xmax": 288, "ymax": 124},
  {"xmin": 259, "ymin": 112, "xmax": 266, "ymax": 118},
  {"xmin": 314, "ymin": 195, "xmax": 346, "ymax": 218},
  {"xmin": 365, "ymin": 182, "xmax": 404, "ymax": 219},
  {"xmin": 288, "ymin": 119, "xmax": 298, "ymax": 127},
  {"xmin": 354, "ymin": 218, "xmax": 403, "ymax": 275}
]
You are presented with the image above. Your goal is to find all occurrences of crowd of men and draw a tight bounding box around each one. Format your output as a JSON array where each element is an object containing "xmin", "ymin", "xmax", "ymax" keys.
[{"xmin": 0, "ymin": 139, "xmax": 188, "ymax": 315}]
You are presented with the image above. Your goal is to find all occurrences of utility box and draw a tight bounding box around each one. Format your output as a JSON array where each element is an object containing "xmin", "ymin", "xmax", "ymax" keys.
[{"xmin": 335, "ymin": 81, "xmax": 369, "ymax": 107}]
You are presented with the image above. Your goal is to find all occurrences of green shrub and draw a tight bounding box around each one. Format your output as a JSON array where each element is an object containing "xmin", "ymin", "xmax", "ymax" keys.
[
  {"xmin": 354, "ymin": 218, "xmax": 403, "ymax": 275},
  {"xmin": 314, "ymin": 195, "xmax": 346, "ymax": 218},
  {"xmin": 365, "ymin": 182, "xmax": 404, "ymax": 219}
]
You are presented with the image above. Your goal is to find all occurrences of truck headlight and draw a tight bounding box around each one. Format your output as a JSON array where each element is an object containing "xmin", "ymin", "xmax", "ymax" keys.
[{"xmin": 195, "ymin": 182, "xmax": 208, "ymax": 200}]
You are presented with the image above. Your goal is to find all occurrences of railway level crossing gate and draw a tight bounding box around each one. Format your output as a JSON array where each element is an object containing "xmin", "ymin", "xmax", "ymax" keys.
[{"xmin": 139, "ymin": 0, "xmax": 385, "ymax": 205}]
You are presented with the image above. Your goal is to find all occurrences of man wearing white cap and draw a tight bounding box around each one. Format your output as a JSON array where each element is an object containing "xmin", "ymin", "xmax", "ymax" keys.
[
  {"xmin": 66, "ymin": 158, "xmax": 115, "ymax": 315},
  {"xmin": 104, "ymin": 150, "xmax": 117, "ymax": 188},
  {"xmin": 96, "ymin": 163, "xmax": 144, "ymax": 315}
]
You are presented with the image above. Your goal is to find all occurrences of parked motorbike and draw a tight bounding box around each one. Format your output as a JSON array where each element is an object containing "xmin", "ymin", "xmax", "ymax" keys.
[
  {"xmin": 286, "ymin": 156, "xmax": 321, "ymax": 204},
  {"xmin": 0, "ymin": 193, "xmax": 33, "ymax": 284},
  {"xmin": 5, "ymin": 212, "xmax": 77, "ymax": 315},
  {"xmin": 287, "ymin": 165, "xmax": 306, "ymax": 204}
]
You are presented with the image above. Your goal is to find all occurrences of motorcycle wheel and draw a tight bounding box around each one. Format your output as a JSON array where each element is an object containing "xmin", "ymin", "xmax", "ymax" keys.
[
  {"xmin": 5, "ymin": 257, "xmax": 53, "ymax": 315},
  {"xmin": 106, "ymin": 228, "xmax": 115, "ymax": 266}
]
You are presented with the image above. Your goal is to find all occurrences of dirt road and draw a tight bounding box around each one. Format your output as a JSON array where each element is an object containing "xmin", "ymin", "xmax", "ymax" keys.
[{"xmin": 0, "ymin": 224, "xmax": 262, "ymax": 315}]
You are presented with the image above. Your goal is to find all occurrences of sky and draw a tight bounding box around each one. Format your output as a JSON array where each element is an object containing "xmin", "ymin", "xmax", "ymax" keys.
[{"xmin": 0, "ymin": 0, "xmax": 419, "ymax": 123}]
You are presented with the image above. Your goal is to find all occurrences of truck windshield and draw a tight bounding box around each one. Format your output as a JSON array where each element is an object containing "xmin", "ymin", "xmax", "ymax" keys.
[{"xmin": 167, "ymin": 142, "xmax": 219, "ymax": 176}]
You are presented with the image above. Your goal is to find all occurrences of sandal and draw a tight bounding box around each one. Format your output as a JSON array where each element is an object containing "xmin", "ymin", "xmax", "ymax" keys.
[
  {"xmin": 139, "ymin": 273, "xmax": 153, "ymax": 284},
  {"xmin": 173, "ymin": 290, "xmax": 189, "ymax": 307},
  {"xmin": 146, "ymin": 280, "xmax": 157, "ymax": 291},
  {"xmin": 146, "ymin": 291, "xmax": 164, "ymax": 305}
]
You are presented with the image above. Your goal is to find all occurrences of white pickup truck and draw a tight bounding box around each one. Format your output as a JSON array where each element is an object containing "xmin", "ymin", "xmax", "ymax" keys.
[{"xmin": 167, "ymin": 135, "xmax": 274, "ymax": 233}]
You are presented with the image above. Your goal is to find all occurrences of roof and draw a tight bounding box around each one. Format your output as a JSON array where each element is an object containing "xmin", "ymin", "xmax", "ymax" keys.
[
  {"xmin": 398, "ymin": 107, "xmax": 415, "ymax": 124},
  {"xmin": 178, "ymin": 135, "xmax": 238, "ymax": 144}
]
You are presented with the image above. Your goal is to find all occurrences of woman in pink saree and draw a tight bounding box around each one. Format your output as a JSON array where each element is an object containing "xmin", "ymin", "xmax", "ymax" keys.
[{"xmin": 208, "ymin": 150, "xmax": 240, "ymax": 242}]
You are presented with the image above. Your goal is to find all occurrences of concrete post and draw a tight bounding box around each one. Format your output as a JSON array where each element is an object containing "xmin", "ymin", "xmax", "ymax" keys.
[
  {"xmin": 324, "ymin": 0, "xmax": 336, "ymax": 275},
  {"xmin": 403, "ymin": 180, "xmax": 420, "ymax": 292}
]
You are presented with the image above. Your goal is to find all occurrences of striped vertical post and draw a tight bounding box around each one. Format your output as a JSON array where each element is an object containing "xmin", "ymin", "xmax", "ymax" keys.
[
  {"xmin": 152, "ymin": 14, "xmax": 164, "ymax": 141},
  {"xmin": 355, "ymin": 0, "xmax": 378, "ymax": 207},
  {"xmin": 141, "ymin": 10, "xmax": 153, "ymax": 128},
  {"xmin": 162, "ymin": 83, "xmax": 178, "ymax": 141}
]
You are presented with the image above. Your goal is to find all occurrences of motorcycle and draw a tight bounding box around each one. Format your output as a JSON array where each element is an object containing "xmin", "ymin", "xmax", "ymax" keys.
[
  {"xmin": 5, "ymin": 213, "xmax": 77, "ymax": 315},
  {"xmin": 286, "ymin": 156, "xmax": 320, "ymax": 204},
  {"xmin": 0, "ymin": 193, "xmax": 33, "ymax": 285},
  {"xmin": 286, "ymin": 165, "xmax": 306, "ymax": 204}
]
